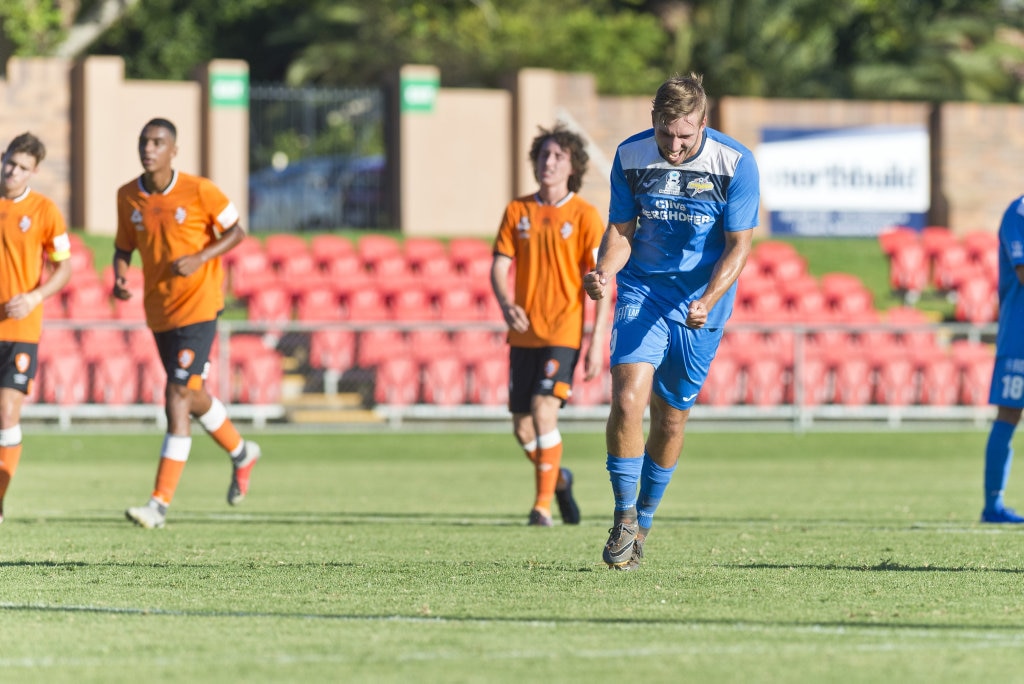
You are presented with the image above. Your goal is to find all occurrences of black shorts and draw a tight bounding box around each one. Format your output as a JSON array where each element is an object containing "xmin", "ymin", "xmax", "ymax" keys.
[
  {"xmin": 508, "ymin": 345, "xmax": 580, "ymax": 413},
  {"xmin": 153, "ymin": 319, "xmax": 217, "ymax": 390},
  {"xmin": 0, "ymin": 341, "xmax": 38, "ymax": 394}
]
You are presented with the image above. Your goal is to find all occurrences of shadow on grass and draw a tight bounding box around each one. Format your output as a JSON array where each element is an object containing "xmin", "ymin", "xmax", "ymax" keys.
[
  {"xmin": 2, "ymin": 601, "xmax": 1023, "ymax": 636},
  {"xmin": 725, "ymin": 560, "xmax": 1024, "ymax": 573}
]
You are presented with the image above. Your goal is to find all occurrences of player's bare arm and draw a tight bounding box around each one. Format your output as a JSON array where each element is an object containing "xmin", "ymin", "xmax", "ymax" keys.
[
  {"xmin": 4, "ymin": 259, "xmax": 72, "ymax": 320},
  {"xmin": 172, "ymin": 223, "xmax": 246, "ymax": 277},
  {"xmin": 584, "ymin": 220, "xmax": 635, "ymax": 301},
  {"xmin": 490, "ymin": 253, "xmax": 530, "ymax": 334},
  {"xmin": 686, "ymin": 228, "xmax": 753, "ymax": 329},
  {"xmin": 112, "ymin": 247, "xmax": 135, "ymax": 300}
]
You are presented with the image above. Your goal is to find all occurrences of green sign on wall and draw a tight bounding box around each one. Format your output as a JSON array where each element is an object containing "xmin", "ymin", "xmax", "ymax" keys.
[
  {"xmin": 210, "ymin": 72, "xmax": 249, "ymax": 108},
  {"xmin": 400, "ymin": 76, "xmax": 439, "ymax": 113}
]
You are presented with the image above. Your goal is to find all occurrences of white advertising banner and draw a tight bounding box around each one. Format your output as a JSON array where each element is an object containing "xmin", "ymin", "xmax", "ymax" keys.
[{"xmin": 757, "ymin": 126, "xmax": 930, "ymax": 236}]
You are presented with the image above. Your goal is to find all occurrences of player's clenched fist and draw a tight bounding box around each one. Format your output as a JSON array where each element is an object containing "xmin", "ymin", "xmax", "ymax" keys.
[{"xmin": 583, "ymin": 270, "xmax": 608, "ymax": 300}]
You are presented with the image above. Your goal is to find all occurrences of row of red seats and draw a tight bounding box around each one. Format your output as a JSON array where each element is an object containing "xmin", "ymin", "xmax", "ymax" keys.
[
  {"xmin": 309, "ymin": 327, "xmax": 508, "ymax": 373},
  {"xmin": 881, "ymin": 225, "xmax": 999, "ymax": 322},
  {"xmin": 702, "ymin": 336, "xmax": 994, "ymax": 408},
  {"xmin": 30, "ymin": 330, "xmax": 284, "ymax": 406},
  {"xmin": 736, "ymin": 241, "xmax": 878, "ymax": 323}
]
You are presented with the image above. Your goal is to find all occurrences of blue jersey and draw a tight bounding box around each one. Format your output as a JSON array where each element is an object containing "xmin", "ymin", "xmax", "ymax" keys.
[
  {"xmin": 609, "ymin": 127, "xmax": 759, "ymax": 328},
  {"xmin": 996, "ymin": 196, "xmax": 1024, "ymax": 357}
]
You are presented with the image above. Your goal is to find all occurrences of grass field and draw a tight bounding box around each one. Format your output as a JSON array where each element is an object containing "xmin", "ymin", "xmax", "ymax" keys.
[{"xmin": 2, "ymin": 429, "xmax": 1022, "ymax": 683}]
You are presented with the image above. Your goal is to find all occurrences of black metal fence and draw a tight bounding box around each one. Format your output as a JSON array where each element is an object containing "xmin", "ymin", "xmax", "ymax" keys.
[{"xmin": 248, "ymin": 84, "xmax": 389, "ymax": 232}]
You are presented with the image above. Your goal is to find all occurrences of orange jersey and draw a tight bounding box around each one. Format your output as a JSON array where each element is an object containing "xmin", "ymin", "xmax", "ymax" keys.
[
  {"xmin": 0, "ymin": 189, "xmax": 70, "ymax": 343},
  {"xmin": 493, "ymin": 192, "xmax": 604, "ymax": 348},
  {"xmin": 115, "ymin": 171, "xmax": 240, "ymax": 332}
]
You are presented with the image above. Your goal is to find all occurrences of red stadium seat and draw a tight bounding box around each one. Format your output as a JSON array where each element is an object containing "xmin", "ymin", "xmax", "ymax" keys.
[
  {"xmin": 246, "ymin": 285, "xmax": 293, "ymax": 324},
  {"xmin": 448, "ymin": 238, "xmax": 492, "ymax": 270},
  {"xmin": 832, "ymin": 357, "xmax": 873, "ymax": 406},
  {"xmin": 310, "ymin": 234, "xmax": 355, "ymax": 269},
  {"xmin": 294, "ymin": 287, "xmax": 342, "ymax": 322},
  {"xmin": 451, "ymin": 328, "xmax": 507, "ymax": 364},
  {"xmin": 872, "ymin": 357, "xmax": 918, "ymax": 406},
  {"xmin": 918, "ymin": 357, "xmax": 959, "ymax": 406},
  {"xmin": 357, "ymin": 234, "xmax": 402, "ymax": 268},
  {"xmin": 38, "ymin": 353, "xmax": 90, "ymax": 405},
  {"xmin": 962, "ymin": 230, "xmax": 1000, "ymax": 263},
  {"xmin": 877, "ymin": 226, "xmax": 919, "ymax": 257},
  {"xmin": 233, "ymin": 352, "xmax": 283, "ymax": 404},
  {"xmin": 342, "ymin": 287, "xmax": 391, "ymax": 322},
  {"xmin": 79, "ymin": 327, "xmax": 129, "ymax": 362},
  {"xmin": 229, "ymin": 249, "xmax": 280, "ymax": 299},
  {"xmin": 788, "ymin": 356, "xmax": 830, "ymax": 407},
  {"xmin": 137, "ymin": 353, "xmax": 166, "ymax": 404},
  {"xmin": 264, "ymin": 233, "xmax": 310, "ymax": 269},
  {"xmin": 90, "ymin": 354, "xmax": 140, "ymax": 405},
  {"xmin": 743, "ymin": 356, "xmax": 787, "ymax": 407},
  {"xmin": 407, "ymin": 328, "xmax": 455, "ymax": 364},
  {"xmin": 38, "ymin": 327, "xmax": 80, "ymax": 362},
  {"xmin": 958, "ymin": 354, "xmax": 995, "ymax": 406},
  {"xmin": 373, "ymin": 356, "xmax": 420, "ymax": 406},
  {"xmin": 434, "ymin": 285, "xmax": 482, "ymax": 321},
  {"xmin": 277, "ymin": 251, "xmax": 333, "ymax": 297},
  {"xmin": 65, "ymin": 282, "xmax": 113, "ymax": 320},
  {"xmin": 420, "ymin": 357, "xmax": 467, "ymax": 406},
  {"xmin": 308, "ymin": 329, "xmax": 357, "ymax": 371},
  {"xmin": 356, "ymin": 328, "xmax": 410, "ymax": 368},
  {"xmin": 570, "ymin": 364, "xmax": 609, "ymax": 407},
  {"xmin": 930, "ymin": 243, "xmax": 971, "ymax": 292},
  {"xmin": 467, "ymin": 356, "xmax": 509, "ymax": 406},
  {"xmin": 698, "ymin": 355, "xmax": 743, "ymax": 407},
  {"xmin": 403, "ymin": 237, "xmax": 447, "ymax": 268},
  {"xmin": 888, "ymin": 241, "xmax": 929, "ymax": 298},
  {"xmin": 954, "ymin": 278, "xmax": 998, "ymax": 324},
  {"xmin": 920, "ymin": 226, "xmax": 959, "ymax": 263},
  {"xmin": 387, "ymin": 286, "xmax": 436, "ymax": 322}
]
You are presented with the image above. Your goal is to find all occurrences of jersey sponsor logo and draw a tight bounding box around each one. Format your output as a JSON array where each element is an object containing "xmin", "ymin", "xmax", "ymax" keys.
[
  {"xmin": 14, "ymin": 352, "xmax": 30, "ymax": 373},
  {"xmin": 175, "ymin": 207, "xmax": 187, "ymax": 224},
  {"xmin": 642, "ymin": 201, "xmax": 714, "ymax": 224},
  {"xmin": 658, "ymin": 170, "xmax": 683, "ymax": 195},
  {"xmin": 18, "ymin": 215, "xmax": 31, "ymax": 232},
  {"xmin": 131, "ymin": 209, "xmax": 144, "ymax": 230},
  {"xmin": 682, "ymin": 392, "xmax": 699, "ymax": 402},
  {"xmin": 615, "ymin": 305, "xmax": 640, "ymax": 322},
  {"xmin": 686, "ymin": 176, "xmax": 714, "ymax": 196},
  {"xmin": 544, "ymin": 359, "xmax": 561, "ymax": 377},
  {"xmin": 516, "ymin": 215, "xmax": 530, "ymax": 239},
  {"xmin": 1011, "ymin": 240, "xmax": 1024, "ymax": 260},
  {"xmin": 177, "ymin": 348, "xmax": 195, "ymax": 369},
  {"xmin": 1005, "ymin": 358, "xmax": 1024, "ymax": 374},
  {"xmin": 560, "ymin": 221, "xmax": 573, "ymax": 239}
]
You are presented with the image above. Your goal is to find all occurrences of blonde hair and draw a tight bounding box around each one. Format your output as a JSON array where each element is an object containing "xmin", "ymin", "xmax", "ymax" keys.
[{"xmin": 652, "ymin": 73, "xmax": 707, "ymax": 127}]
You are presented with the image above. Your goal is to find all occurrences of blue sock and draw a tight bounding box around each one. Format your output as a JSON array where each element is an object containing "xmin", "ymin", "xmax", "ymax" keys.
[
  {"xmin": 606, "ymin": 453, "xmax": 643, "ymax": 514},
  {"xmin": 984, "ymin": 420, "xmax": 1017, "ymax": 511},
  {"xmin": 637, "ymin": 454, "xmax": 677, "ymax": 530}
]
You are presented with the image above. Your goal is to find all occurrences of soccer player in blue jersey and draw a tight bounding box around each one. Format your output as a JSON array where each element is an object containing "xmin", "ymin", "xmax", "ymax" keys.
[
  {"xmin": 583, "ymin": 73, "xmax": 759, "ymax": 569},
  {"xmin": 980, "ymin": 196, "xmax": 1024, "ymax": 523}
]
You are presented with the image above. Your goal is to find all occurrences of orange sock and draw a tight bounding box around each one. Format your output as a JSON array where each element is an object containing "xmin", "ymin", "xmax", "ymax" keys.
[
  {"xmin": 198, "ymin": 398, "xmax": 244, "ymax": 456},
  {"xmin": 0, "ymin": 444, "xmax": 24, "ymax": 500},
  {"xmin": 533, "ymin": 439, "xmax": 563, "ymax": 514},
  {"xmin": 151, "ymin": 434, "xmax": 191, "ymax": 505},
  {"xmin": 209, "ymin": 420, "xmax": 243, "ymax": 455},
  {"xmin": 152, "ymin": 458, "xmax": 186, "ymax": 505}
]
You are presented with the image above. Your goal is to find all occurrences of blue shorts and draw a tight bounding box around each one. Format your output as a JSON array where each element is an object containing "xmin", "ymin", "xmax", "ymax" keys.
[
  {"xmin": 989, "ymin": 356, "xmax": 1024, "ymax": 409},
  {"xmin": 610, "ymin": 294, "xmax": 724, "ymax": 410}
]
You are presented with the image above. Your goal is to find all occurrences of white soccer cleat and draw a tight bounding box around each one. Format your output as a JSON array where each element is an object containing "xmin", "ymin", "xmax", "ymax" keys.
[{"xmin": 125, "ymin": 499, "xmax": 166, "ymax": 529}]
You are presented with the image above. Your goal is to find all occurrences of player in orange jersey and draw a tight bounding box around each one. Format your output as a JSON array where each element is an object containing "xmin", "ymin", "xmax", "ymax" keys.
[
  {"xmin": 0, "ymin": 132, "xmax": 73, "ymax": 524},
  {"xmin": 491, "ymin": 124, "xmax": 612, "ymax": 527},
  {"xmin": 113, "ymin": 118, "xmax": 260, "ymax": 529}
]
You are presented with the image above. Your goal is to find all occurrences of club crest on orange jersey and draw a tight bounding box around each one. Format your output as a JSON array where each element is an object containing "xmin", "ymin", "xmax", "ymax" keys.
[
  {"xmin": 19, "ymin": 216, "xmax": 31, "ymax": 232},
  {"xmin": 544, "ymin": 359, "xmax": 560, "ymax": 377},
  {"xmin": 177, "ymin": 349, "xmax": 195, "ymax": 369},
  {"xmin": 14, "ymin": 352, "xmax": 30, "ymax": 373}
]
